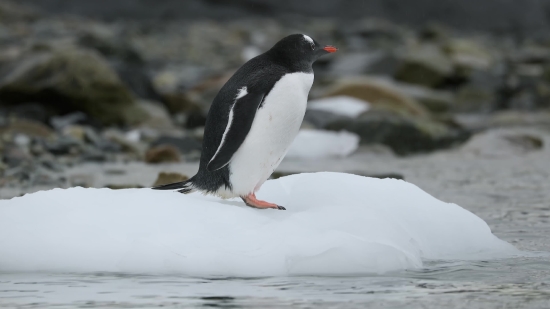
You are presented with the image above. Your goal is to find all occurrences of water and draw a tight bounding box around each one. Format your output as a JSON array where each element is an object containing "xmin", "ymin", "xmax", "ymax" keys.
[{"xmin": 2, "ymin": 256, "xmax": 550, "ymax": 308}]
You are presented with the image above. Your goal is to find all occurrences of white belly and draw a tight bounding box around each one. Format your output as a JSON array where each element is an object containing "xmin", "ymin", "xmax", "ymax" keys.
[{"xmin": 221, "ymin": 72, "xmax": 314, "ymax": 198}]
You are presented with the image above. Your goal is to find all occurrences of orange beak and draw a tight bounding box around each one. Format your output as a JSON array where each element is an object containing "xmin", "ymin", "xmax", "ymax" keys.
[{"xmin": 323, "ymin": 45, "xmax": 338, "ymax": 53}]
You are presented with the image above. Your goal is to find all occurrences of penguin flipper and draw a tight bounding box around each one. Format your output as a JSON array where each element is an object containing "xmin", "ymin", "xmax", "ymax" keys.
[{"xmin": 207, "ymin": 91, "xmax": 265, "ymax": 172}]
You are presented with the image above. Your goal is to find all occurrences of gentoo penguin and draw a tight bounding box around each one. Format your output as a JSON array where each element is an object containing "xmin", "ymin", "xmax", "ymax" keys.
[{"xmin": 153, "ymin": 34, "xmax": 337, "ymax": 210}]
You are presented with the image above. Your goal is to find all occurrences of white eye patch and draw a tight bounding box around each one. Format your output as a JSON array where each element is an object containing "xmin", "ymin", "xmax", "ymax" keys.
[{"xmin": 303, "ymin": 34, "xmax": 315, "ymax": 50}]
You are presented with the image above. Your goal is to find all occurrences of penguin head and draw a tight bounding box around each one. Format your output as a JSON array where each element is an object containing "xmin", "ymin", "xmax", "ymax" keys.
[{"xmin": 268, "ymin": 34, "xmax": 337, "ymax": 65}]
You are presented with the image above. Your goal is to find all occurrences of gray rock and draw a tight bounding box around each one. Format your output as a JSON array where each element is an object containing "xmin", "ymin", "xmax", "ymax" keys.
[
  {"xmin": 326, "ymin": 110, "xmax": 470, "ymax": 155},
  {"xmin": 395, "ymin": 45, "xmax": 454, "ymax": 87}
]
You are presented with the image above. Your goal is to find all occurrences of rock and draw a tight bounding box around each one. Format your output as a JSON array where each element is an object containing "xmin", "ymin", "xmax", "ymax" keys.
[
  {"xmin": 4, "ymin": 103, "xmax": 52, "ymax": 124},
  {"xmin": 103, "ymin": 129, "xmax": 145, "ymax": 157},
  {"xmin": 0, "ymin": 118, "xmax": 54, "ymax": 139},
  {"xmin": 145, "ymin": 145, "xmax": 181, "ymax": 163},
  {"xmin": 2, "ymin": 144, "xmax": 31, "ymax": 167},
  {"xmin": 0, "ymin": 47, "xmax": 148, "ymax": 126},
  {"xmin": 152, "ymin": 172, "xmax": 189, "ymax": 187},
  {"xmin": 303, "ymin": 109, "xmax": 350, "ymax": 129},
  {"xmin": 150, "ymin": 135, "xmax": 202, "ymax": 154},
  {"xmin": 443, "ymin": 39, "xmax": 492, "ymax": 71},
  {"xmin": 454, "ymin": 85, "xmax": 495, "ymax": 112},
  {"xmin": 77, "ymin": 30, "xmax": 142, "ymax": 64},
  {"xmin": 395, "ymin": 45, "xmax": 454, "ymax": 87},
  {"xmin": 489, "ymin": 111, "xmax": 550, "ymax": 128},
  {"xmin": 136, "ymin": 100, "xmax": 176, "ymax": 131},
  {"xmin": 322, "ymin": 77, "xmax": 429, "ymax": 117},
  {"xmin": 50, "ymin": 112, "xmax": 89, "ymax": 130},
  {"xmin": 62, "ymin": 125, "xmax": 86, "ymax": 142},
  {"xmin": 45, "ymin": 136, "xmax": 82, "ymax": 156},
  {"xmin": 460, "ymin": 128, "xmax": 545, "ymax": 157},
  {"xmin": 326, "ymin": 109, "xmax": 470, "ymax": 155},
  {"xmin": 69, "ymin": 174, "xmax": 94, "ymax": 188},
  {"xmin": 392, "ymin": 82, "xmax": 454, "ymax": 113}
]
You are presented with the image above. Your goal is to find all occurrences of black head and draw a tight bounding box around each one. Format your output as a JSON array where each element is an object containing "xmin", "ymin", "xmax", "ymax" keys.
[{"xmin": 266, "ymin": 34, "xmax": 337, "ymax": 68}]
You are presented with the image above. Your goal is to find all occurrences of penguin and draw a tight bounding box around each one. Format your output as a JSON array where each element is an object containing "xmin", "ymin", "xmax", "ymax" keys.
[{"xmin": 153, "ymin": 34, "xmax": 337, "ymax": 210}]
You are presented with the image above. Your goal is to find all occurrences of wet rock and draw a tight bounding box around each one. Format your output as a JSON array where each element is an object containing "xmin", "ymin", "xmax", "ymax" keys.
[
  {"xmin": 395, "ymin": 45, "xmax": 454, "ymax": 87},
  {"xmin": 150, "ymin": 135, "xmax": 202, "ymax": 154},
  {"xmin": 326, "ymin": 109, "xmax": 470, "ymax": 155},
  {"xmin": 0, "ymin": 47, "xmax": 148, "ymax": 126},
  {"xmin": 145, "ymin": 145, "xmax": 181, "ymax": 163},
  {"xmin": 322, "ymin": 77, "xmax": 429, "ymax": 117},
  {"xmin": 152, "ymin": 172, "xmax": 189, "ymax": 187}
]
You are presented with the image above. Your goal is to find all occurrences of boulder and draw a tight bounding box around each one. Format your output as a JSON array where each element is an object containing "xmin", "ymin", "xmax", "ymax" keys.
[
  {"xmin": 0, "ymin": 47, "xmax": 148, "ymax": 126},
  {"xmin": 326, "ymin": 109, "xmax": 470, "ymax": 155},
  {"xmin": 395, "ymin": 45, "xmax": 454, "ymax": 87},
  {"xmin": 322, "ymin": 77, "xmax": 429, "ymax": 117}
]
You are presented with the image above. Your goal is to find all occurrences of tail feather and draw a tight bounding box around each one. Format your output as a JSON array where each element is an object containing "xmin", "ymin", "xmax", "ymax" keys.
[{"xmin": 152, "ymin": 178, "xmax": 194, "ymax": 194}]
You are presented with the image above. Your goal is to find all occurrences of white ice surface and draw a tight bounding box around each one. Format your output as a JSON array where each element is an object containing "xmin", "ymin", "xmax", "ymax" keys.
[
  {"xmin": 286, "ymin": 129, "xmax": 359, "ymax": 159},
  {"xmin": 0, "ymin": 172, "xmax": 516, "ymax": 276},
  {"xmin": 307, "ymin": 95, "xmax": 370, "ymax": 118}
]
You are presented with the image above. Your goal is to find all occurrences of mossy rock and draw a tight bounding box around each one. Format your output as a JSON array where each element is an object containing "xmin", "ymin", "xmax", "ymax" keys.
[{"xmin": 0, "ymin": 47, "xmax": 148, "ymax": 126}]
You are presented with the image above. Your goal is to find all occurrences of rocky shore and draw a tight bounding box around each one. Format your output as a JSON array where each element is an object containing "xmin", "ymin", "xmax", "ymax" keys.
[{"xmin": 1, "ymin": 0, "xmax": 550, "ymax": 198}]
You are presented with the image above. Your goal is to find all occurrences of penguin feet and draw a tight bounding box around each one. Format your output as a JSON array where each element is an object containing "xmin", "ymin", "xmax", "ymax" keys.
[{"xmin": 241, "ymin": 193, "xmax": 286, "ymax": 210}]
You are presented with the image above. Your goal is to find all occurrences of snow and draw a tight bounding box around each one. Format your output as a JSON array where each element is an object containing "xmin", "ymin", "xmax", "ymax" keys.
[
  {"xmin": 307, "ymin": 95, "xmax": 370, "ymax": 118},
  {"xmin": 0, "ymin": 172, "xmax": 516, "ymax": 276},
  {"xmin": 286, "ymin": 129, "xmax": 359, "ymax": 159}
]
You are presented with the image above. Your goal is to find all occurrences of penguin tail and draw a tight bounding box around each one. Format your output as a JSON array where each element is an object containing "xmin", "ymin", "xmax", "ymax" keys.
[{"xmin": 152, "ymin": 177, "xmax": 195, "ymax": 194}]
